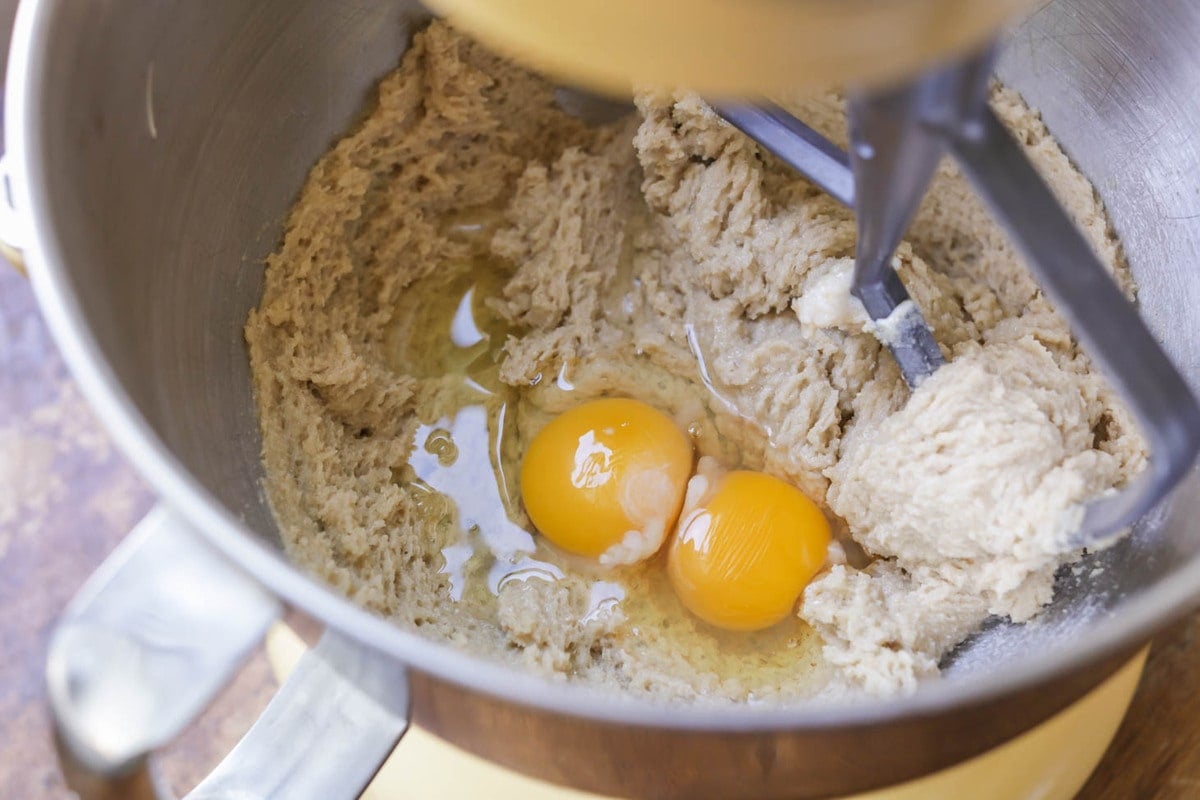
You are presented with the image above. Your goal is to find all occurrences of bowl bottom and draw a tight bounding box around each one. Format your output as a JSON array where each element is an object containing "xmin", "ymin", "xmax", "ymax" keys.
[{"xmin": 263, "ymin": 625, "xmax": 1145, "ymax": 800}]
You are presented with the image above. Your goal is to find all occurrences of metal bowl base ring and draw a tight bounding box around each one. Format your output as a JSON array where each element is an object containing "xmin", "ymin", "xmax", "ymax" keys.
[{"xmin": 265, "ymin": 625, "xmax": 1145, "ymax": 800}]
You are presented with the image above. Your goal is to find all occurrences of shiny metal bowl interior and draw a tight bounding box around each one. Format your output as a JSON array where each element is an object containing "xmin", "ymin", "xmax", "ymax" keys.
[{"xmin": 15, "ymin": 0, "xmax": 1200, "ymax": 728}]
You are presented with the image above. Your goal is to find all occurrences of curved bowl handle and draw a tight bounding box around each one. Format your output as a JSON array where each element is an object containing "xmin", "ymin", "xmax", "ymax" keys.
[
  {"xmin": 188, "ymin": 630, "xmax": 411, "ymax": 799},
  {"xmin": 47, "ymin": 505, "xmax": 411, "ymax": 799}
]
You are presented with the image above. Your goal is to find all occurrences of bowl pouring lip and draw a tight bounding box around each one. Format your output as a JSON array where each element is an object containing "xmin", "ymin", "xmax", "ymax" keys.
[{"xmin": 10, "ymin": 0, "xmax": 1200, "ymax": 734}]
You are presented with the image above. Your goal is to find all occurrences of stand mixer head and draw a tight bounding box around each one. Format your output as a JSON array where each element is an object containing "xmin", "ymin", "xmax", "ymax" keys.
[
  {"xmin": 423, "ymin": 0, "xmax": 1200, "ymax": 550},
  {"xmin": 419, "ymin": 0, "xmax": 1042, "ymax": 95}
]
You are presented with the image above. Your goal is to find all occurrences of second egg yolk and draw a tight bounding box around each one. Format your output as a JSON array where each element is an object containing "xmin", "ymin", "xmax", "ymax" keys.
[
  {"xmin": 668, "ymin": 466, "xmax": 831, "ymax": 631},
  {"xmin": 520, "ymin": 398, "xmax": 694, "ymax": 566}
]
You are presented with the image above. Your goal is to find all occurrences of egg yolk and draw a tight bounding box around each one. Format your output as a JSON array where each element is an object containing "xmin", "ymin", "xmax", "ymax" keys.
[
  {"xmin": 668, "ymin": 466, "xmax": 831, "ymax": 631},
  {"xmin": 520, "ymin": 398, "xmax": 694, "ymax": 565}
]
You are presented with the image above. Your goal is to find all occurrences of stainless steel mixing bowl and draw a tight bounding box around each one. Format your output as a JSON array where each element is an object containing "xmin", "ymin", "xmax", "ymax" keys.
[{"xmin": 9, "ymin": 0, "xmax": 1200, "ymax": 798}]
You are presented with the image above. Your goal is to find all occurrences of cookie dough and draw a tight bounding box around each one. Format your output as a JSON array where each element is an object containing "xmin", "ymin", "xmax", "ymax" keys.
[{"xmin": 245, "ymin": 22, "xmax": 1144, "ymax": 699}]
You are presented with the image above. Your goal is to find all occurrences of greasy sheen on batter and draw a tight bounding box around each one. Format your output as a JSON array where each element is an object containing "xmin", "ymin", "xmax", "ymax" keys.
[{"xmin": 246, "ymin": 22, "xmax": 1145, "ymax": 699}]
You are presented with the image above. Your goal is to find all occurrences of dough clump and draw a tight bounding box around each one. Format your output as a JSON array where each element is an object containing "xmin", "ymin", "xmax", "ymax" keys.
[{"xmin": 804, "ymin": 338, "xmax": 1128, "ymax": 693}]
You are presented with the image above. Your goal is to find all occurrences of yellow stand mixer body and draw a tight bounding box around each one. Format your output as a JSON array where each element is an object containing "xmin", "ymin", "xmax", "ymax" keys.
[{"xmin": 422, "ymin": 0, "xmax": 1039, "ymax": 96}]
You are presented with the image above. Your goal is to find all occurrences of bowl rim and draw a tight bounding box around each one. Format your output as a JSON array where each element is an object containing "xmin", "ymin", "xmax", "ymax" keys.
[{"xmin": 10, "ymin": 0, "xmax": 1200, "ymax": 733}]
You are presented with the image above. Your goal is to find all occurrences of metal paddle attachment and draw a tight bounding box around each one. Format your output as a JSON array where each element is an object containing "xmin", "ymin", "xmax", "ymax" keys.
[{"xmin": 718, "ymin": 47, "xmax": 1200, "ymax": 548}]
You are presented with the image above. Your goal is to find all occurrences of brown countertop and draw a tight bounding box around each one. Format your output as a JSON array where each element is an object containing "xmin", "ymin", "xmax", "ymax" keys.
[{"xmin": 3, "ymin": 260, "xmax": 1199, "ymax": 799}]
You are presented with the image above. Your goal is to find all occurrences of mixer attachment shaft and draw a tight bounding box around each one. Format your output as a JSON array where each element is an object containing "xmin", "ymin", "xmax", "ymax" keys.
[
  {"xmin": 845, "ymin": 80, "xmax": 950, "ymax": 386},
  {"xmin": 718, "ymin": 47, "xmax": 1200, "ymax": 548}
]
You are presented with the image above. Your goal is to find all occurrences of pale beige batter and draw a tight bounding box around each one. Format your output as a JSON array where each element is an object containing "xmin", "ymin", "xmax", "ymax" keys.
[{"xmin": 245, "ymin": 22, "xmax": 1144, "ymax": 700}]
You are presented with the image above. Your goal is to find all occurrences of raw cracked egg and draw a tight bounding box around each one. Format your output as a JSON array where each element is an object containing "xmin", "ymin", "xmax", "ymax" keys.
[
  {"xmin": 520, "ymin": 398, "xmax": 694, "ymax": 565},
  {"xmin": 668, "ymin": 461, "xmax": 831, "ymax": 631}
]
